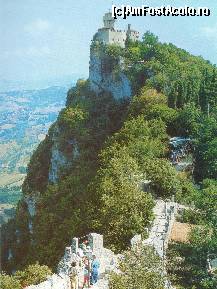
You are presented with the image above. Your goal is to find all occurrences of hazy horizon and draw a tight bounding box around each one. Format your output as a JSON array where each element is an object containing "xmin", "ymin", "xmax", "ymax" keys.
[{"xmin": 0, "ymin": 73, "xmax": 84, "ymax": 92}]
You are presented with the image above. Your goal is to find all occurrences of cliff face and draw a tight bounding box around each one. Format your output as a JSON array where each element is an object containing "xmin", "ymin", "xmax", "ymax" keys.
[
  {"xmin": 89, "ymin": 47, "xmax": 132, "ymax": 100},
  {"xmin": 1, "ymin": 40, "xmax": 131, "ymax": 272},
  {"xmin": 48, "ymin": 124, "xmax": 79, "ymax": 184},
  {"xmin": 23, "ymin": 43, "xmax": 131, "ymax": 195}
]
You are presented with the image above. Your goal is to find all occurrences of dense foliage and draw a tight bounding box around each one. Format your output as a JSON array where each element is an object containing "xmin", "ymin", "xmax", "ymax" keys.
[
  {"xmin": 125, "ymin": 32, "xmax": 217, "ymax": 111},
  {"xmin": 90, "ymin": 149, "xmax": 154, "ymax": 251},
  {"xmin": 0, "ymin": 273, "xmax": 22, "ymax": 289},
  {"xmin": 0, "ymin": 263, "xmax": 51, "ymax": 289},
  {"xmin": 14, "ymin": 263, "xmax": 52, "ymax": 287},
  {"xmin": 109, "ymin": 246, "xmax": 165, "ymax": 289},
  {"xmin": 167, "ymin": 178, "xmax": 217, "ymax": 289}
]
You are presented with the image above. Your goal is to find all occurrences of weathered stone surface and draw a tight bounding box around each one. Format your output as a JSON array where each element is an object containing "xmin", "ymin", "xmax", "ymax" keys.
[
  {"xmin": 24, "ymin": 194, "xmax": 39, "ymax": 217},
  {"xmin": 48, "ymin": 125, "xmax": 79, "ymax": 183},
  {"xmin": 89, "ymin": 52, "xmax": 132, "ymax": 100},
  {"xmin": 142, "ymin": 199, "xmax": 177, "ymax": 258},
  {"xmin": 132, "ymin": 199, "xmax": 178, "ymax": 289}
]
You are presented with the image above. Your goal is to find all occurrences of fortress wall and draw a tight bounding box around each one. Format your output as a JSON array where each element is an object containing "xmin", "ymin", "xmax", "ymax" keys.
[{"xmin": 108, "ymin": 30, "xmax": 126, "ymax": 47}]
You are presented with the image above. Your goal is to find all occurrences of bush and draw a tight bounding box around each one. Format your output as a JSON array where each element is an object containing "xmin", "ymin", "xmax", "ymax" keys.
[
  {"xmin": 66, "ymin": 79, "xmax": 94, "ymax": 106},
  {"xmin": 0, "ymin": 263, "xmax": 52, "ymax": 289},
  {"xmin": 14, "ymin": 263, "xmax": 52, "ymax": 287},
  {"xmin": 141, "ymin": 158, "xmax": 180, "ymax": 197},
  {"xmin": 0, "ymin": 273, "xmax": 22, "ymax": 289},
  {"xmin": 109, "ymin": 245, "xmax": 165, "ymax": 289},
  {"xmin": 174, "ymin": 103, "xmax": 202, "ymax": 136},
  {"xmin": 59, "ymin": 106, "xmax": 88, "ymax": 131},
  {"xmin": 128, "ymin": 88, "xmax": 167, "ymax": 118},
  {"xmin": 144, "ymin": 104, "xmax": 178, "ymax": 135},
  {"xmin": 102, "ymin": 116, "xmax": 167, "ymax": 166}
]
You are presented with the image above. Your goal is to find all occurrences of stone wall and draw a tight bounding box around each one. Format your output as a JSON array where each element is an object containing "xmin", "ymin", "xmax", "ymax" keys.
[
  {"xmin": 26, "ymin": 274, "xmax": 70, "ymax": 289},
  {"xmin": 26, "ymin": 233, "xmax": 117, "ymax": 289},
  {"xmin": 25, "ymin": 203, "xmax": 178, "ymax": 289},
  {"xmin": 95, "ymin": 29, "xmax": 127, "ymax": 48},
  {"xmin": 94, "ymin": 12, "xmax": 139, "ymax": 48},
  {"xmin": 58, "ymin": 233, "xmax": 117, "ymax": 276},
  {"xmin": 140, "ymin": 199, "xmax": 177, "ymax": 259},
  {"xmin": 131, "ymin": 198, "xmax": 178, "ymax": 289}
]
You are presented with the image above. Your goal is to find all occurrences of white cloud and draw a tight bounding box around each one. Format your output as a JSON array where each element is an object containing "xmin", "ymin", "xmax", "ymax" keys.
[{"xmin": 25, "ymin": 19, "xmax": 51, "ymax": 34}]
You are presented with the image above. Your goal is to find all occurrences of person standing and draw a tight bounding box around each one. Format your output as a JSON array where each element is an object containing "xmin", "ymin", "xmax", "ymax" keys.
[
  {"xmin": 90, "ymin": 255, "xmax": 100, "ymax": 285},
  {"xmin": 82, "ymin": 257, "xmax": 89, "ymax": 288},
  {"xmin": 69, "ymin": 261, "xmax": 78, "ymax": 289}
]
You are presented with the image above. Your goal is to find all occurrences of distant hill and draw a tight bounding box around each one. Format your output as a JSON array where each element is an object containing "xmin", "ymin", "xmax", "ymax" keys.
[
  {"xmin": 0, "ymin": 85, "xmax": 70, "ymax": 224},
  {"xmin": 0, "ymin": 75, "xmax": 84, "ymax": 92},
  {"xmin": 0, "ymin": 86, "xmax": 69, "ymax": 177}
]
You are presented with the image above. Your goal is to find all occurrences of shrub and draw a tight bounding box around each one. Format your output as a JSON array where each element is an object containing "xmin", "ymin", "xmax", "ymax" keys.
[
  {"xmin": 129, "ymin": 88, "xmax": 167, "ymax": 118},
  {"xmin": 0, "ymin": 273, "xmax": 22, "ymax": 289},
  {"xmin": 141, "ymin": 158, "xmax": 181, "ymax": 197},
  {"xmin": 0, "ymin": 263, "xmax": 51, "ymax": 289},
  {"xmin": 109, "ymin": 245, "xmax": 165, "ymax": 289},
  {"xmin": 14, "ymin": 263, "xmax": 52, "ymax": 287}
]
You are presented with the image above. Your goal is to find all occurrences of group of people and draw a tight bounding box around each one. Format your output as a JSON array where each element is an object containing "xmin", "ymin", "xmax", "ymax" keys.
[
  {"xmin": 69, "ymin": 239, "xmax": 100, "ymax": 289},
  {"xmin": 83, "ymin": 255, "xmax": 100, "ymax": 287},
  {"xmin": 170, "ymin": 140, "xmax": 192, "ymax": 165},
  {"xmin": 170, "ymin": 150, "xmax": 181, "ymax": 164}
]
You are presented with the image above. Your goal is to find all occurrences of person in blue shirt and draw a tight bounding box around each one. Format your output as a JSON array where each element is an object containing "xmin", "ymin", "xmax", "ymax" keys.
[{"xmin": 90, "ymin": 255, "xmax": 100, "ymax": 285}]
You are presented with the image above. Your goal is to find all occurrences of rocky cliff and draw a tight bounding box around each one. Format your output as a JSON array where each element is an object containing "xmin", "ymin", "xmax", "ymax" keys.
[
  {"xmin": 1, "ymin": 37, "xmax": 132, "ymax": 273},
  {"xmin": 89, "ymin": 43, "xmax": 132, "ymax": 100}
]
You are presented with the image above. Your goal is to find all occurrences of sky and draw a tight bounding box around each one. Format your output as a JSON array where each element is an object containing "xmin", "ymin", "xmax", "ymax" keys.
[{"xmin": 1, "ymin": 0, "xmax": 217, "ymax": 89}]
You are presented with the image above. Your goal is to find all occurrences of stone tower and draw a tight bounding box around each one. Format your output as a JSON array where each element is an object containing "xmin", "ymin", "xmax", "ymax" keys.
[
  {"xmin": 89, "ymin": 12, "xmax": 140, "ymax": 100},
  {"xmin": 103, "ymin": 12, "xmax": 115, "ymax": 29},
  {"xmin": 93, "ymin": 12, "xmax": 139, "ymax": 48}
]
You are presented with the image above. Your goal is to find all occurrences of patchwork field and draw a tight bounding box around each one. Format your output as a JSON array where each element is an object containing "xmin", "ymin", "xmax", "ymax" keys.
[{"xmin": 0, "ymin": 86, "xmax": 69, "ymax": 225}]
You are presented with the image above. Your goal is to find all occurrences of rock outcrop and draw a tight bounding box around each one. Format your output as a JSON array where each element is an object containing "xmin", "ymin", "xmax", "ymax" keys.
[
  {"xmin": 89, "ymin": 50, "xmax": 132, "ymax": 100},
  {"xmin": 48, "ymin": 124, "xmax": 79, "ymax": 184}
]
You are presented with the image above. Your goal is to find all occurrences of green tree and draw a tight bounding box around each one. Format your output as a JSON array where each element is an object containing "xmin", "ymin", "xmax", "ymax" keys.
[
  {"xmin": 129, "ymin": 88, "xmax": 167, "ymax": 118},
  {"xmin": 174, "ymin": 103, "xmax": 202, "ymax": 136},
  {"xmin": 194, "ymin": 117, "xmax": 217, "ymax": 180},
  {"xmin": 92, "ymin": 149, "xmax": 154, "ymax": 251},
  {"xmin": 143, "ymin": 103, "xmax": 178, "ymax": 135},
  {"xmin": 109, "ymin": 245, "xmax": 165, "ymax": 289},
  {"xmin": 141, "ymin": 158, "xmax": 181, "ymax": 197}
]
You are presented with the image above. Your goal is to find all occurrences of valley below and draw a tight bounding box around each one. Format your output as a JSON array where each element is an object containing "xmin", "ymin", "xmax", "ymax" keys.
[{"xmin": 0, "ymin": 85, "xmax": 69, "ymax": 225}]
